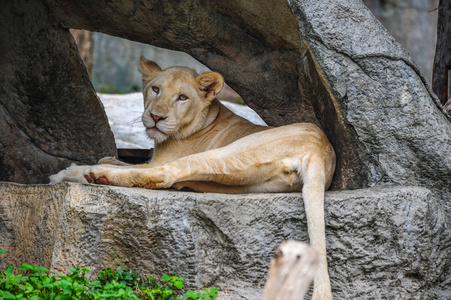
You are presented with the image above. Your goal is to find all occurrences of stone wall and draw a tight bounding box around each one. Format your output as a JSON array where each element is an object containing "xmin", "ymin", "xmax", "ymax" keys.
[
  {"xmin": 1, "ymin": 182, "xmax": 450, "ymax": 299},
  {"xmin": 0, "ymin": 0, "xmax": 116, "ymax": 184}
]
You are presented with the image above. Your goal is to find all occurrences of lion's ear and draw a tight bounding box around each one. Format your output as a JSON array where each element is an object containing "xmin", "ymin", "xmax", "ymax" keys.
[
  {"xmin": 138, "ymin": 56, "xmax": 162, "ymax": 85},
  {"xmin": 196, "ymin": 72, "xmax": 224, "ymax": 102}
]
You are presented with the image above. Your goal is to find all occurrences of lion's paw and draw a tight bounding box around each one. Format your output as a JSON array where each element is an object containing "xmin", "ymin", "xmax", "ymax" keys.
[
  {"xmin": 50, "ymin": 164, "xmax": 176, "ymax": 189},
  {"xmin": 49, "ymin": 164, "xmax": 90, "ymax": 184},
  {"xmin": 84, "ymin": 172, "xmax": 110, "ymax": 185},
  {"xmin": 49, "ymin": 164, "xmax": 114, "ymax": 186}
]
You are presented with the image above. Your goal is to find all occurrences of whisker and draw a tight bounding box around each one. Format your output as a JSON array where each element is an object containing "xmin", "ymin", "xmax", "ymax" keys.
[{"xmin": 127, "ymin": 116, "xmax": 143, "ymax": 126}]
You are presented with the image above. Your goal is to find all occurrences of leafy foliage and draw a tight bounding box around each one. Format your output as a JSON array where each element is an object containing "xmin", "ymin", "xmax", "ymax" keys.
[
  {"xmin": 0, "ymin": 250, "xmax": 217, "ymax": 300},
  {"xmin": 183, "ymin": 288, "xmax": 218, "ymax": 300}
]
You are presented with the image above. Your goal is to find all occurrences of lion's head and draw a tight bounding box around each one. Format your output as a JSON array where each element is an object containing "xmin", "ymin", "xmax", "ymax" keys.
[{"xmin": 138, "ymin": 57, "xmax": 224, "ymax": 143}]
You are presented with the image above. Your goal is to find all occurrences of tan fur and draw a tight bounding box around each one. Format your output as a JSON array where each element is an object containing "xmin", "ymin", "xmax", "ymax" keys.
[{"xmin": 50, "ymin": 57, "xmax": 336, "ymax": 300}]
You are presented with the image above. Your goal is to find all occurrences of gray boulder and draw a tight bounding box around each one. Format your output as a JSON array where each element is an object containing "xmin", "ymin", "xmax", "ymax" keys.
[
  {"xmin": 97, "ymin": 93, "xmax": 153, "ymax": 149},
  {"xmin": 0, "ymin": 0, "xmax": 116, "ymax": 184},
  {"xmin": 0, "ymin": 182, "xmax": 449, "ymax": 299}
]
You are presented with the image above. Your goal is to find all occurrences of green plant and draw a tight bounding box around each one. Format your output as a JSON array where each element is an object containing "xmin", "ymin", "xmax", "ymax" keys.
[
  {"xmin": 235, "ymin": 98, "xmax": 246, "ymax": 105},
  {"xmin": 0, "ymin": 263, "xmax": 55, "ymax": 300},
  {"xmin": 97, "ymin": 84, "xmax": 126, "ymax": 94},
  {"xmin": 183, "ymin": 287, "xmax": 218, "ymax": 300},
  {"xmin": 0, "ymin": 249, "xmax": 218, "ymax": 300},
  {"xmin": 97, "ymin": 266, "xmax": 141, "ymax": 289}
]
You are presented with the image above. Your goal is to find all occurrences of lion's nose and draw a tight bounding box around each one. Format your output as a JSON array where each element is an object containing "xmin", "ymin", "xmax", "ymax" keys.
[{"xmin": 150, "ymin": 113, "xmax": 166, "ymax": 123}]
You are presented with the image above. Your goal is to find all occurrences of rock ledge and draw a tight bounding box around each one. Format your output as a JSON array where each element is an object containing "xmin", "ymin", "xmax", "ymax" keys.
[{"xmin": 0, "ymin": 182, "xmax": 450, "ymax": 299}]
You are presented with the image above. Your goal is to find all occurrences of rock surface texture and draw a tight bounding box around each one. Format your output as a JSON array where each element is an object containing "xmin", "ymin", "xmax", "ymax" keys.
[
  {"xmin": 0, "ymin": 182, "xmax": 450, "ymax": 299},
  {"xmin": 0, "ymin": 0, "xmax": 116, "ymax": 184}
]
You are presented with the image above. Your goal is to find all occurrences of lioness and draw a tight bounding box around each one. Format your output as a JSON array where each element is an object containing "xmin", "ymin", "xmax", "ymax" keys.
[{"xmin": 50, "ymin": 57, "xmax": 336, "ymax": 300}]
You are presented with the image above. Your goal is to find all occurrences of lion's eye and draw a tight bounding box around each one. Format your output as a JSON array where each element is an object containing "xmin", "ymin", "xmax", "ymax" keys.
[
  {"xmin": 152, "ymin": 86, "xmax": 160, "ymax": 94},
  {"xmin": 178, "ymin": 94, "xmax": 188, "ymax": 101}
]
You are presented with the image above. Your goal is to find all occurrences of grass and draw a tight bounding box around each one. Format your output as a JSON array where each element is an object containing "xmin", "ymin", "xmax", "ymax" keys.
[{"xmin": 0, "ymin": 250, "xmax": 218, "ymax": 300}]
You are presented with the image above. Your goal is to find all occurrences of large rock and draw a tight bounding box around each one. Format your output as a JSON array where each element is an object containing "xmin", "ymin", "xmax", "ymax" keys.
[
  {"xmin": 0, "ymin": 0, "xmax": 116, "ymax": 184},
  {"xmin": 288, "ymin": 0, "xmax": 451, "ymax": 194},
  {"xmin": 0, "ymin": 182, "xmax": 450, "ymax": 299}
]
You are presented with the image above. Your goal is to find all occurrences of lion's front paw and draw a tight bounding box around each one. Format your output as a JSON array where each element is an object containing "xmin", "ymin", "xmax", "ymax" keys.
[
  {"xmin": 80, "ymin": 165, "xmax": 121, "ymax": 186},
  {"xmin": 82, "ymin": 165, "xmax": 135, "ymax": 187},
  {"xmin": 49, "ymin": 164, "xmax": 113, "ymax": 186},
  {"xmin": 49, "ymin": 164, "xmax": 90, "ymax": 184},
  {"xmin": 84, "ymin": 172, "xmax": 110, "ymax": 185}
]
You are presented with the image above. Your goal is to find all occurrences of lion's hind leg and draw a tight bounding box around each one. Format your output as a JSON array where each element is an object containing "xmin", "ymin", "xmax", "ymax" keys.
[
  {"xmin": 300, "ymin": 154, "xmax": 332, "ymax": 300},
  {"xmin": 98, "ymin": 156, "xmax": 131, "ymax": 166}
]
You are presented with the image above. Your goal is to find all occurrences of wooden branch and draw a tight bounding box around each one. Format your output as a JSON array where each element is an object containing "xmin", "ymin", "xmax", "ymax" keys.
[
  {"xmin": 70, "ymin": 29, "xmax": 94, "ymax": 75},
  {"xmin": 444, "ymin": 97, "xmax": 451, "ymax": 116},
  {"xmin": 263, "ymin": 241, "xmax": 319, "ymax": 300},
  {"xmin": 432, "ymin": 0, "xmax": 451, "ymax": 105}
]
